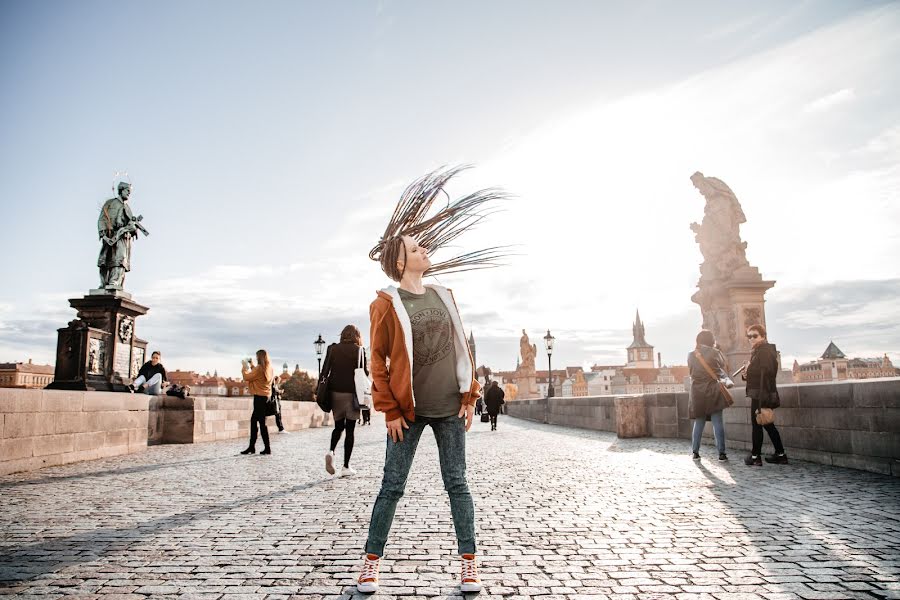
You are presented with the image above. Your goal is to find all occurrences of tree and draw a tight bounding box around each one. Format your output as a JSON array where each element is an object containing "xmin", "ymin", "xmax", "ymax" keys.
[{"xmin": 282, "ymin": 370, "xmax": 315, "ymax": 402}]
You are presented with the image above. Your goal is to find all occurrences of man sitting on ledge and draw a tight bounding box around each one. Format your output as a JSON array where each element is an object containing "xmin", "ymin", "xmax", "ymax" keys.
[{"xmin": 129, "ymin": 351, "xmax": 168, "ymax": 394}]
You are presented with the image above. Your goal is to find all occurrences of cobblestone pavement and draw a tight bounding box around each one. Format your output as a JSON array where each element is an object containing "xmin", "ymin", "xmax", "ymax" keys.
[{"xmin": 1, "ymin": 412, "xmax": 899, "ymax": 600}]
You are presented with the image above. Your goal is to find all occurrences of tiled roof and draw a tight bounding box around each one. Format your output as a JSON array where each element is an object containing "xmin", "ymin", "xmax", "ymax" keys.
[
  {"xmin": 821, "ymin": 341, "xmax": 846, "ymax": 360},
  {"xmin": 0, "ymin": 362, "xmax": 54, "ymax": 374}
]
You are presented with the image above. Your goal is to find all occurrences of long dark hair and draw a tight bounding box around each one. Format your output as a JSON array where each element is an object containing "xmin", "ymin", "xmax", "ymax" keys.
[
  {"xmin": 255, "ymin": 349, "xmax": 270, "ymax": 371},
  {"xmin": 696, "ymin": 329, "xmax": 715, "ymax": 349},
  {"xmin": 369, "ymin": 165, "xmax": 512, "ymax": 281},
  {"xmin": 340, "ymin": 324, "xmax": 362, "ymax": 346}
]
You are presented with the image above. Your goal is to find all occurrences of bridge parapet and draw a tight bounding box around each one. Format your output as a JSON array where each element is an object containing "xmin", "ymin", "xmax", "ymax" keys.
[{"xmin": 505, "ymin": 377, "xmax": 900, "ymax": 476}]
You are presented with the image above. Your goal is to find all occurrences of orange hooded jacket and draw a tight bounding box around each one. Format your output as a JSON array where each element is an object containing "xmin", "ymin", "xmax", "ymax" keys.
[{"xmin": 369, "ymin": 284, "xmax": 482, "ymax": 423}]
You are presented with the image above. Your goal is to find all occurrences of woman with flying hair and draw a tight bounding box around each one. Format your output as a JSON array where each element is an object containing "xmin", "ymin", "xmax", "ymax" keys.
[{"xmin": 356, "ymin": 166, "xmax": 509, "ymax": 594}]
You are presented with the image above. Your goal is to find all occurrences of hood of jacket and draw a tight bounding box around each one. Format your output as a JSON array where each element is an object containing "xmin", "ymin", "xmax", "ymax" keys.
[
  {"xmin": 370, "ymin": 283, "xmax": 481, "ymax": 422},
  {"xmin": 376, "ymin": 284, "xmax": 475, "ymax": 399}
]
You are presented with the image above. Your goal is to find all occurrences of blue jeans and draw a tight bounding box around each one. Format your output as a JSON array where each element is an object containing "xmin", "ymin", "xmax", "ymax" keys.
[
  {"xmin": 365, "ymin": 414, "xmax": 476, "ymax": 557},
  {"xmin": 692, "ymin": 410, "xmax": 726, "ymax": 454},
  {"xmin": 132, "ymin": 373, "xmax": 163, "ymax": 395}
]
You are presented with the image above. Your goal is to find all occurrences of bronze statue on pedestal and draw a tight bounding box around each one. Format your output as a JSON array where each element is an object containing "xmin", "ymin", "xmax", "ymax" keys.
[{"xmin": 97, "ymin": 181, "xmax": 149, "ymax": 291}]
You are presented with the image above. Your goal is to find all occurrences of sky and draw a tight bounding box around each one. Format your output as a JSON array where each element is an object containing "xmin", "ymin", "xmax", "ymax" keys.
[{"xmin": 1, "ymin": 0, "xmax": 899, "ymax": 377}]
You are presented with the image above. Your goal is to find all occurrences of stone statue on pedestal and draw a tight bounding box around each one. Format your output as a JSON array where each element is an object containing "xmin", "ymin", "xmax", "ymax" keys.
[
  {"xmin": 97, "ymin": 181, "xmax": 149, "ymax": 291},
  {"xmin": 513, "ymin": 330, "xmax": 539, "ymax": 399},
  {"xmin": 47, "ymin": 177, "xmax": 152, "ymax": 391},
  {"xmin": 689, "ymin": 171, "xmax": 775, "ymax": 371},
  {"xmin": 519, "ymin": 329, "xmax": 537, "ymax": 371},
  {"xmin": 690, "ymin": 172, "xmax": 750, "ymax": 283}
]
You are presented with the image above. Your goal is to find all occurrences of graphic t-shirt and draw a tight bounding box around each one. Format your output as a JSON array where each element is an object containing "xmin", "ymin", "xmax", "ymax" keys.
[{"xmin": 398, "ymin": 287, "xmax": 460, "ymax": 418}]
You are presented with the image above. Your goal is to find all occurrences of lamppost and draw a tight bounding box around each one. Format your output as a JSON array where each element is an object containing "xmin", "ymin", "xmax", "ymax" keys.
[
  {"xmin": 544, "ymin": 329, "xmax": 555, "ymax": 398},
  {"xmin": 314, "ymin": 334, "xmax": 326, "ymax": 379}
]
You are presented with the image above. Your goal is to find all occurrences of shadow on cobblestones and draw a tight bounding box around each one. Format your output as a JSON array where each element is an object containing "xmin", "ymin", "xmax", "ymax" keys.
[
  {"xmin": 0, "ymin": 476, "xmax": 332, "ymax": 585},
  {"xmin": 0, "ymin": 455, "xmax": 236, "ymax": 491},
  {"xmin": 0, "ymin": 414, "xmax": 898, "ymax": 599}
]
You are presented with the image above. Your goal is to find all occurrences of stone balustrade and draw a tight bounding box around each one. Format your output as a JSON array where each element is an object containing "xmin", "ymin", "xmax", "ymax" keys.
[
  {"xmin": 1, "ymin": 390, "xmax": 333, "ymax": 475},
  {"xmin": 505, "ymin": 377, "xmax": 900, "ymax": 476},
  {"xmin": 0, "ymin": 389, "xmax": 148, "ymax": 476},
  {"xmin": 148, "ymin": 396, "xmax": 331, "ymax": 444}
]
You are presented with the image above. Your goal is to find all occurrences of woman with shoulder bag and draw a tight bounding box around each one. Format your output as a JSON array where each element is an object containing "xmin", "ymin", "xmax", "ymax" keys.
[
  {"xmin": 687, "ymin": 330, "xmax": 733, "ymax": 462},
  {"xmin": 323, "ymin": 324, "xmax": 368, "ymax": 477},
  {"xmin": 742, "ymin": 324, "xmax": 788, "ymax": 466}
]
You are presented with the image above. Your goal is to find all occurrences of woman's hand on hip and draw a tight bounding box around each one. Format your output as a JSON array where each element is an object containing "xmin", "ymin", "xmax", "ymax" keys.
[
  {"xmin": 458, "ymin": 403, "xmax": 474, "ymax": 432},
  {"xmin": 386, "ymin": 416, "xmax": 409, "ymax": 442}
]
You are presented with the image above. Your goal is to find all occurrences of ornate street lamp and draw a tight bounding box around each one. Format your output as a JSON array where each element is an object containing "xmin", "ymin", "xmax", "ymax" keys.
[
  {"xmin": 544, "ymin": 329, "xmax": 555, "ymax": 398},
  {"xmin": 314, "ymin": 334, "xmax": 326, "ymax": 378}
]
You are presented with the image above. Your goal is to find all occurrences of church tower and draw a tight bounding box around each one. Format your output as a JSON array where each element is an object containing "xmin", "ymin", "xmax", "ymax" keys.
[
  {"xmin": 468, "ymin": 330, "xmax": 476, "ymax": 368},
  {"xmin": 626, "ymin": 309, "xmax": 655, "ymax": 368}
]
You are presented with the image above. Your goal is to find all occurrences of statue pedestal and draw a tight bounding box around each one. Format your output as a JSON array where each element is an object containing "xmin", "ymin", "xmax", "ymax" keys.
[
  {"xmin": 723, "ymin": 278, "xmax": 775, "ymax": 372},
  {"xmin": 513, "ymin": 368, "xmax": 538, "ymax": 400},
  {"xmin": 693, "ymin": 275, "xmax": 774, "ymax": 372},
  {"xmin": 47, "ymin": 293, "xmax": 149, "ymax": 392}
]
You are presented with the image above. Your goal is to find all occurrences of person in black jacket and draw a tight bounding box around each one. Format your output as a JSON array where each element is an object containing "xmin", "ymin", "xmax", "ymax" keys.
[
  {"xmin": 687, "ymin": 330, "xmax": 733, "ymax": 461},
  {"xmin": 272, "ymin": 381, "xmax": 287, "ymax": 433},
  {"xmin": 484, "ymin": 381, "xmax": 505, "ymax": 431},
  {"xmin": 129, "ymin": 351, "xmax": 168, "ymax": 394},
  {"xmin": 742, "ymin": 324, "xmax": 787, "ymax": 466},
  {"xmin": 322, "ymin": 324, "xmax": 368, "ymax": 477}
]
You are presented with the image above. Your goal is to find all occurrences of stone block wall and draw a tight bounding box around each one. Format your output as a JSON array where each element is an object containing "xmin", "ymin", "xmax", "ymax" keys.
[
  {"xmin": 149, "ymin": 396, "xmax": 332, "ymax": 444},
  {"xmin": 1, "ymin": 389, "xmax": 148, "ymax": 476},
  {"xmin": 506, "ymin": 378, "xmax": 900, "ymax": 476}
]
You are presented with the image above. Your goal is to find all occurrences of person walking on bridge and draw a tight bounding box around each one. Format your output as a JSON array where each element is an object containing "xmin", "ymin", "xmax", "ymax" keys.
[
  {"xmin": 484, "ymin": 380, "xmax": 505, "ymax": 431},
  {"xmin": 322, "ymin": 324, "xmax": 368, "ymax": 477}
]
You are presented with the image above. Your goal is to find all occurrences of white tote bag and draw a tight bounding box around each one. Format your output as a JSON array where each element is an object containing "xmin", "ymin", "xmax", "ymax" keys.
[{"xmin": 354, "ymin": 346, "xmax": 372, "ymax": 408}]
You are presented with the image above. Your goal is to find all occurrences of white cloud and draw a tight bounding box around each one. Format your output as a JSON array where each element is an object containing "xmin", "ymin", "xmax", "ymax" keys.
[{"xmin": 803, "ymin": 88, "xmax": 856, "ymax": 113}]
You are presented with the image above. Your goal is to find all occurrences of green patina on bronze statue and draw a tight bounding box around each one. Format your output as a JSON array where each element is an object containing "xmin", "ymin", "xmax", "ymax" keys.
[{"xmin": 97, "ymin": 181, "xmax": 149, "ymax": 290}]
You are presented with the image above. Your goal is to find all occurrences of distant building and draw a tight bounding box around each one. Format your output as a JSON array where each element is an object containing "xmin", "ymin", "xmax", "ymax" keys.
[
  {"xmin": 587, "ymin": 365, "xmax": 618, "ymax": 395},
  {"xmin": 224, "ymin": 378, "xmax": 251, "ymax": 397},
  {"xmin": 168, "ymin": 370, "xmax": 203, "ymax": 389},
  {"xmin": 626, "ymin": 310, "xmax": 655, "ymax": 368},
  {"xmin": 0, "ymin": 359, "xmax": 54, "ymax": 388},
  {"xmin": 793, "ymin": 341, "xmax": 898, "ymax": 382},
  {"xmin": 534, "ymin": 369, "xmax": 568, "ymax": 398},
  {"xmin": 487, "ymin": 310, "xmax": 687, "ymax": 398},
  {"xmin": 559, "ymin": 367, "xmax": 588, "ymax": 397},
  {"xmin": 195, "ymin": 372, "xmax": 228, "ymax": 396},
  {"xmin": 587, "ymin": 310, "xmax": 687, "ymax": 395}
]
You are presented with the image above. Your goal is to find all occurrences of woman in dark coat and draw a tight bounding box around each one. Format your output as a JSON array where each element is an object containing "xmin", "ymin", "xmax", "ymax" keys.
[
  {"xmin": 484, "ymin": 381, "xmax": 505, "ymax": 431},
  {"xmin": 743, "ymin": 323, "xmax": 787, "ymax": 466},
  {"xmin": 322, "ymin": 324, "xmax": 368, "ymax": 477},
  {"xmin": 687, "ymin": 330, "xmax": 732, "ymax": 461}
]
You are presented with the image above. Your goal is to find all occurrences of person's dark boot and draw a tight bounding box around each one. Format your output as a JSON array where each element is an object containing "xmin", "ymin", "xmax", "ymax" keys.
[
  {"xmin": 240, "ymin": 447, "xmax": 255, "ymax": 455},
  {"xmin": 744, "ymin": 454, "xmax": 762, "ymax": 466},
  {"xmin": 260, "ymin": 447, "xmax": 272, "ymax": 455},
  {"xmin": 765, "ymin": 453, "xmax": 788, "ymax": 464}
]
